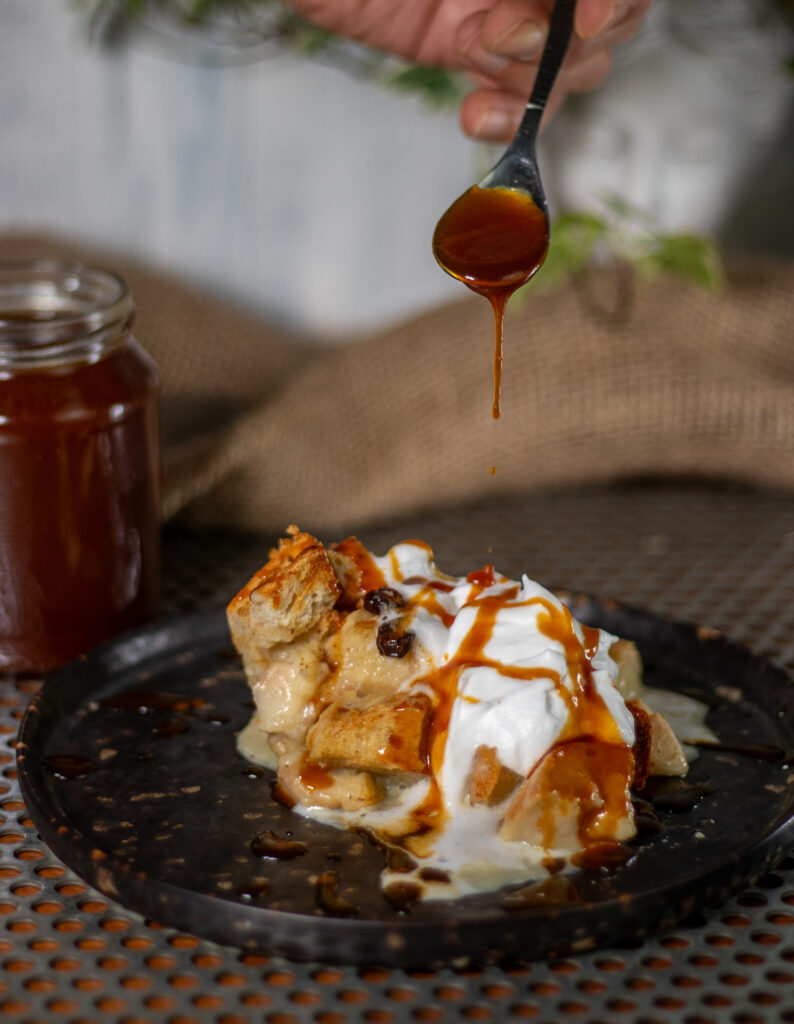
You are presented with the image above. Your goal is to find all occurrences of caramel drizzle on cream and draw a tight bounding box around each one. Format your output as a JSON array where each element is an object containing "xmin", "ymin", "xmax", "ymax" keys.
[
  {"xmin": 401, "ymin": 569, "xmax": 633, "ymax": 857},
  {"xmin": 326, "ymin": 540, "xmax": 634, "ymax": 860}
]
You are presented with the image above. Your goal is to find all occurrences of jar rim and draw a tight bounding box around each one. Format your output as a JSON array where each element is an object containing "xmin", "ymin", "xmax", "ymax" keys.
[{"xmin": 0, "ymin": 258, "xmax": 134, "ymax": 365}]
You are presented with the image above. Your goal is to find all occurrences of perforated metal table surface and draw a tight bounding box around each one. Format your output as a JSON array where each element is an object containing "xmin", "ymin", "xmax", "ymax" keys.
[{"xmin": 2, "ymin": 483, "xmax": 793, "ymax": 1024}]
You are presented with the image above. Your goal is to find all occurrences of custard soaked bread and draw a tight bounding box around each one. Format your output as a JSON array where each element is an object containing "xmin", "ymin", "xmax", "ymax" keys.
[{"xmin": 228, "ymin": 527, "xmax": 693, "ymax": 899}]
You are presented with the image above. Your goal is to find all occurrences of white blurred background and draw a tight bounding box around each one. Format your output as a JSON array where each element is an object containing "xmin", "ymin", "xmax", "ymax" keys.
[{"xmin": 1, "ymin": 0, "xmax": 792, "ymax": 339}]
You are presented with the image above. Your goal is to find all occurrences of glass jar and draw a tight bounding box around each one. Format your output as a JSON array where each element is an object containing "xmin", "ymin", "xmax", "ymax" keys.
[{"xmin": 0, "ymin": 260, "xmax": 160, "ymax": 674}]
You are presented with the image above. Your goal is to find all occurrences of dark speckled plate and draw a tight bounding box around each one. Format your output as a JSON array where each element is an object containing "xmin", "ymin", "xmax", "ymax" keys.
[{"xmin": 17, "ymin": 598, "xmax": 794, "ymax": 967}]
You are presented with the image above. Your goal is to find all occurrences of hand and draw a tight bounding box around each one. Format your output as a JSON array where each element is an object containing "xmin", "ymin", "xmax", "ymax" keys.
[{"xmin": 286, "ymin": 0, "xmax": 652, "ymax": 140}]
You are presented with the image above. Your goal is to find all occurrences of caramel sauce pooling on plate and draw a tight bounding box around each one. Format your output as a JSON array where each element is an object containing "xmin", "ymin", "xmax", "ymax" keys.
[{"xmin": 432, "ymin": 186, "xmax": 549, "ymax": 418}]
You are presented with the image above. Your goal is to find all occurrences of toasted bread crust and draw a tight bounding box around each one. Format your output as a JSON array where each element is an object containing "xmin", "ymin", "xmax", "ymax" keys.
[
  {"xmin": 308, "ymin": 695, "xmax": 432, "ymax": 775},
  {"xmin": 637, "ymin": 699, "xmax": 689, "ymax": 776},
  {"xmin": 500, "ymin": 740, "xmax": 636, "ymax": 847},
  {"xmin": 227, "ymin": 525, "xmax": 342, "ymax": 653},
  {"xmin": 229, "ymin": 527, "xmax": 436, "ymax": 809},
  {"xmin": 467, "ymin": 745, "xmax": 523, "ymax": 806},
  {"xmin": 612, "ymin": 641, "xmax": 688, "ymax": 779},
  {"xmin": 610, "ymin": 638, "xmax": 644, "ymax": 700}
]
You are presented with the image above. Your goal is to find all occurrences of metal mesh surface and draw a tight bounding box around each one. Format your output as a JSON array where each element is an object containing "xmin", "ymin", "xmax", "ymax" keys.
[{"xmin": 2, "ymin": 482, "xmax": 794, "ymax": 1024}]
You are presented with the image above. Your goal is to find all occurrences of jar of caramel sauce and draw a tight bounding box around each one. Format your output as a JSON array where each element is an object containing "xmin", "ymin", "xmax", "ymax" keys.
[{"xmin": 0, "ymin": 260, "xmax": 160, "ymax": 673}]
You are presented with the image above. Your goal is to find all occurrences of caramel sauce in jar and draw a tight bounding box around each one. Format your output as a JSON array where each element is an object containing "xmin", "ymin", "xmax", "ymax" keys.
[{"xmin": 0, "ymin": 260, "xmax": 160, "ymax": 673}]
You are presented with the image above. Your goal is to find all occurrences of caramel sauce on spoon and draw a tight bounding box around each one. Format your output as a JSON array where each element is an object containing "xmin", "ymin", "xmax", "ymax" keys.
[{"xmin": 432, "ymin": 187, "xmax": 548, "ymax": 418}]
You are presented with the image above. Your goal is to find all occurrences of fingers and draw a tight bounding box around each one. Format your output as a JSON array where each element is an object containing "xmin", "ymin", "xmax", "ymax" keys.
[
  {"xmin": 460, "ymin": 89, "xmax": 524, "ymax": 142},
  {"xmin": 460, "ymin": 47, "xmax": 613, "ymax": 142},
  {"xmin": 575, "ymin": 0, "xmax": 616, "ymax": 39},
  {"xmin": 471, "ymin": 43, "xmax": 614, "ymax": 109},
  {"xmin": 457, "ymin": 12, "xmax": 514, "ymax": 77},
  {"xmin": 457, "ymin": 0, "xmax": 649, "ymax": 77},
  {"xmin": 465, "ymin": 0, "xmax": 550, "ymax": 61},
  {"xmin": 582, "ymin": 0, "xmax": 653, "ymax": 47},
  {"xmin": 454, "ymin": 0, "xmax": 648, "ymax": 141}
]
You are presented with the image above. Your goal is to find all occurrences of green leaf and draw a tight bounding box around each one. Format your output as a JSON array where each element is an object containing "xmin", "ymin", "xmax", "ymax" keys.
[
  {"xmin": 640, "ymin": 234, "xmax": 724, "ymax": 290},
  {"xmin": 384, "ymin": 65, "xmax": 464, "ymax": 111},
  {"xmin": 534, "ymin": 212, "xmax": 608, "ymax": 287},
  {"xmin": 511, "ymin": 213, "xmax": 608, "ymax": 300}
]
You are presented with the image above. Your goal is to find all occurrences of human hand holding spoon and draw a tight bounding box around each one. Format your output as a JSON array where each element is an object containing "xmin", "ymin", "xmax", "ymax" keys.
[{"xmin": 432, "ymin": 0, "xmax": 577, "ymax": 418}]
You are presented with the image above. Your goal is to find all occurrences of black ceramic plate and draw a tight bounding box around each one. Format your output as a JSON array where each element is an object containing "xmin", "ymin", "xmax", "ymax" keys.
[{"xmin": 17, "ymin": 598, "xmax": 794, "ymax": 967}]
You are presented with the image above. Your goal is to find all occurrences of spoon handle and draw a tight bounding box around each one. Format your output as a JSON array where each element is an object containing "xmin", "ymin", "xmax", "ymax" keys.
[
  {"xmin": 529, "ymin": 0, "xmax": 577, "ymax": 109},
  {"xmin": 512, "ymin": 0, "xmax": 576, "ymax": 148}
]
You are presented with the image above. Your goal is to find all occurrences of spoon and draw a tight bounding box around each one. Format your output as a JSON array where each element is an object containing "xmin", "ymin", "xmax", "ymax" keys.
[{"xmin": 432, "ymin": 0, "xmax": 577, "ymax": 418}]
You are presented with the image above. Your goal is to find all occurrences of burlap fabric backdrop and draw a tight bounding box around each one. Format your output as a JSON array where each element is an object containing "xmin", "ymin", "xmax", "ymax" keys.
[{"xmin": 2, "ymin": 233, "xmax": 793, "ymax": 535}]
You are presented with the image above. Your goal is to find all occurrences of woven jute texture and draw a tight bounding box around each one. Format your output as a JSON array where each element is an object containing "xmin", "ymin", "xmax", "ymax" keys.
[{"xmin": 3, "ymin": 232, "xmax": 793, "ymax": 533}]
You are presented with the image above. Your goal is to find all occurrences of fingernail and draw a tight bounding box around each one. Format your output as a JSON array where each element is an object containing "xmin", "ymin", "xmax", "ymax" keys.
[
  {"xmin": 472, "ymin": 106, "xmax": 515, "ymax": 142},
  {"xmin": 492, "ymin": 20, "xmax": 545, "ymax": 60},
  {"xmin": 460, "ymin": 33, "xmax": 512, "ymax": 75},
  {"xmin": 470, "ymin": 49, "xmax": 512, "ymax": 75},
  {"xmin": 577, "ymin": 1, "xmax": 616, "ymax": 39}
]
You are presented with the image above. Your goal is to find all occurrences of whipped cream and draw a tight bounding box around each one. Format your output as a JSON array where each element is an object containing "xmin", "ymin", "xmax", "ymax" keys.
[
  {"xmin": 375, "ymin": 544, "xmax": 634, "ymax": 797},
  {"xmin": 296, "ymin": 542, "xmax": 638, "ymax": 899}
]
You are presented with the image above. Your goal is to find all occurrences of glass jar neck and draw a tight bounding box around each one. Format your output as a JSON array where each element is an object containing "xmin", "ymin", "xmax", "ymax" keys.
[{"xmin": 0, "ymin": 259, "xmax": 134, "ymax": 369}]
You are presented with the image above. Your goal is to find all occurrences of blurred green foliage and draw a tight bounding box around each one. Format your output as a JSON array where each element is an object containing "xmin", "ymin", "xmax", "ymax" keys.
[{"xmin": 537, "ymin": 196, "xmax": 723, "ymax": 296}]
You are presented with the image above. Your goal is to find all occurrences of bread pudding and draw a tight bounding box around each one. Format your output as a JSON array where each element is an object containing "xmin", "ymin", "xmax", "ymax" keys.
[{"xmin": 228, "ymin": 527, "xmax": 699, "ymax": 899}]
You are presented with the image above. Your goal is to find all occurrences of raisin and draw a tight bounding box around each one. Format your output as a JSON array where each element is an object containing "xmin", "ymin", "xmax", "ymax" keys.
[
  {"xmin": 363, "ymin": 587, "xmax": 405, "ymax": 616},
  {"xmin": 376, "ymin": 620, "xmax": 414, "ymax": 658}
]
